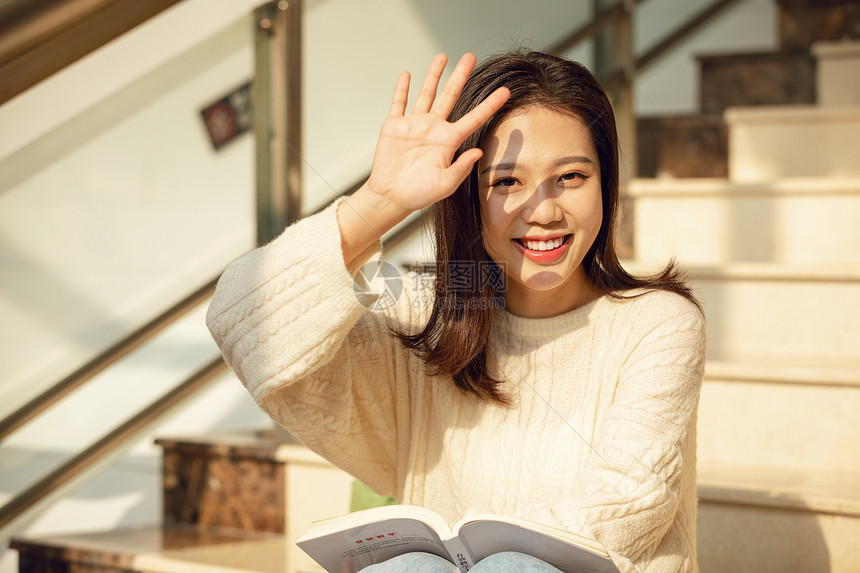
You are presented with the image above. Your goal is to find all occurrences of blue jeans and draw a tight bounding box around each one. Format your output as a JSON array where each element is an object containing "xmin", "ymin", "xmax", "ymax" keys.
[{"xmin": 358, "ymin": 551, "xmax": 563, "ymax": 572}]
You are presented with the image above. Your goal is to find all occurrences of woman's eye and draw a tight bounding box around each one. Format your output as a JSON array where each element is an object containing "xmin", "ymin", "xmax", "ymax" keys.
[
  {"xmin": 560, "ymin": 172, "xmax": 585, "ymax": 182},
  {"xmin": 492, "ymin": 177, "xmax": 519, "ymax": 188}
]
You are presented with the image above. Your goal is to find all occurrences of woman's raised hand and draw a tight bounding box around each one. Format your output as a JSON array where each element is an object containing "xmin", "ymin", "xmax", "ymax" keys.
[
  {"xmin": 338, "ymin": 54, "xmax": 508, "ymax": 269},
  {"xmin": 365, "ymin": 53, "xmax": 510, "ymax": 218}
]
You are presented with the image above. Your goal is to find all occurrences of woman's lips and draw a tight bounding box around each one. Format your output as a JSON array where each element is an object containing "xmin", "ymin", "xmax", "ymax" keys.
[{"xmin": 513, "ymin": 234, "xmax": 572, "ymax": 263}]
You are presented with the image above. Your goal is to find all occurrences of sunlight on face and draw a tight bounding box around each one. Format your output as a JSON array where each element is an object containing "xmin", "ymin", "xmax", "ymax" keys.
[{"xmin": 478, "ymin": 106, "xmax": 603, "ymax": 318}]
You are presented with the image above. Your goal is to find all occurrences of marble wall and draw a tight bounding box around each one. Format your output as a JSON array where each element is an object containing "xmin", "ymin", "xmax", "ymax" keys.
[{"xmin": 158, "ymin": 435, "xmax": 288, "ymax": 533}]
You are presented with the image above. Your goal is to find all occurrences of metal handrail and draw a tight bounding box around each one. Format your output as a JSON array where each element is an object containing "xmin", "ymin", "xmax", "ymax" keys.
[
  {"xmin": 0, "ymin": 0, "xmax": 184, "ymax": 105},
  {"xmin": 601, "ymin": 0, "xmax": 746, "ymax": 89},
  {"xmin": 0, "ymin": 278, "xmax": 219, "ymax": 442},
  {"xmin": 546, "ymin": 0, "xmax": 637, "ymax": 57}
]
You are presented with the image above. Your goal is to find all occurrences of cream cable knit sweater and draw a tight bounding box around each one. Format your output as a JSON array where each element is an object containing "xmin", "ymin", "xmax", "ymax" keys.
[{"xmin": 206, "ymin": 197, "xmax": 706, "ymax": 573}]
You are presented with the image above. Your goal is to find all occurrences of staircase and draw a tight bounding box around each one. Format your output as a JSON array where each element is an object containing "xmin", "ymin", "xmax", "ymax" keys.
[
  {"xmin": 629, "ymin": 1, "xmax": 860, "ymax": 570},
  {"xmin": 6, "ymin": 1, "xmax": 860, "ymax": 572}
]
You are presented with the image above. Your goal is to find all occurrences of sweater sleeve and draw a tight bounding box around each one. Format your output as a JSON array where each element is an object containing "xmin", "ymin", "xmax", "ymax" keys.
[
  {"xmin": 205, "ymin": 196, "xmax": 421, "ymax": 498},
  {"xmin": 553, "ymin": 294, "xmax": 706, "ymax": 572}
]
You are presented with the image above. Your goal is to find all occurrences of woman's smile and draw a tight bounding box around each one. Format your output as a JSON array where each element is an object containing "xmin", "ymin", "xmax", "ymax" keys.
[{"xmin": 513, "ymin": 233, "xmax": 572, "ymax": 262}]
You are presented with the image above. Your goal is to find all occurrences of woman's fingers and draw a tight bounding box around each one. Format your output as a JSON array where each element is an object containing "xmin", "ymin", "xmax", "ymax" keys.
[
  {"xmin": 430, "ymin": 53, "xmax": 477, "ymax": 119},
  {"xmin": 387, "ymin": 71, "xmax": 411, "ymax": 118},
  {"xmin": 442, "ymin": 148, "xmax": 483, "ymax": 191},
  {"xmin": 412, "ymin": 54, "xmax": 448, "ymax": 114},
  {"xmin": 454, "ymin": 86, "xmax": 510, "ymax": 139}
]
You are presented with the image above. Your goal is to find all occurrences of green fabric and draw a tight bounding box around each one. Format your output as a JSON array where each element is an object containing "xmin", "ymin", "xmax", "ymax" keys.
[{"xmin": 350, "ymin": 480, "xmax": 397, "ymax": 512}]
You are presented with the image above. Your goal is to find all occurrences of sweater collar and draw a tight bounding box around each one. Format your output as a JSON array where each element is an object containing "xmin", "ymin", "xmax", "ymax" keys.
[{"xmin": 492, "ymin": 294, "xmax": 607, "ymax": 339}]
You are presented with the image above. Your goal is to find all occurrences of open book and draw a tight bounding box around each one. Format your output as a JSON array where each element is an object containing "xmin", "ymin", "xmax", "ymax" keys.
[{"xmin": 296, "ymin": 505, "xmax": 620, "ymax": 573}]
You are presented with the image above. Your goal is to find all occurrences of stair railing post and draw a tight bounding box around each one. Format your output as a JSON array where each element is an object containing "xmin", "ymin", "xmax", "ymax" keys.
[
  {"xmin": 595, "ymin": 0, "xmax": 636, "ymax": 257},
  {"xmin": 254, "ymin": 0, "xmax": 302, "ymax": 247}
]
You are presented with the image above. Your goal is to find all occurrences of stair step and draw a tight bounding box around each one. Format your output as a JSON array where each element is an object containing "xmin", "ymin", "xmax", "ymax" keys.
[
  {"xmin": 698, "ymin": 50, "xmax": 816, "ymax": 116},
  {"xmin": 158, "ymin": 431, "xmax": 353, "ymax": 536},
  {"xmin": 636, "ymin": 115, "xmax": 727, "ymax": 178},
  {"xmin": 699, "ymin": 360, "xmax": 860, "ymax": 474},
  {"xmin": 623, "ymin": 260, "xmax": 860, "ymax": 362},
  {"xmin": 778, "ymin": 0, "xmax": 860, "ymax": 51},
  {"xmin": 156, "ymin": 431, "xmax": 352, "ymax": 572},
  {"xmin": 696, "ymin": 465, "xmax": 860, "ymax": 572},
  {"xmin": 698, "ymin": 465, "xmax": 860, "ymax": 517},
  {"xmin": 813, "ymin": 40, "xmax": 860, "ymax": 107},
  {"xmin": 705, "ymin": 359, "xmax": 860, "ymax": 387},
  {"xmin": 726, "ymin": 105, "xmax": 860, "ymax": 181},
  {"xmin": 686, "ymin": 263, "xmax": 860, "ymax": 362},
  {"xmin": 10, "ymin": 524, "xmax": 286, "ymax": 573},
  {"xmin": 628, "ymin": 177, "xmax": 860, "ymax": 265}
]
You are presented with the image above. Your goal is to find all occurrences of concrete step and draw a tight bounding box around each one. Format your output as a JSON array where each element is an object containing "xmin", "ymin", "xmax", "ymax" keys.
[
  {"xmin": 698, "ymin": 360, "xmax": 860, "ymax": 474},
  {"xmin": 684, "ymin": 263, "xmax": 860, "ymax": 362},
  {"xmin": 726, "ymin": 105, "xmax": 860, "ymax": 181},
  {"xmin": 697, "ymin": 464, "xmax": 860, "ymax": 573},
  {"xmin": 813, "ymin": 41, "xmax": 860, "ymax": 107},
  {"xmin": 11, "ymin": 524, "xmax": 288, "ymax": 573},
  {"xmin": 627, "ymin": 177, "xmax": 860, "ymax": 265}
]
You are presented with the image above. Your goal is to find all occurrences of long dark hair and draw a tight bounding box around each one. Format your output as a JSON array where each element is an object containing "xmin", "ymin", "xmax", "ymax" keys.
[{"xmin": 393, "ymin": 50, "xmax": 697, "ymax": 403}]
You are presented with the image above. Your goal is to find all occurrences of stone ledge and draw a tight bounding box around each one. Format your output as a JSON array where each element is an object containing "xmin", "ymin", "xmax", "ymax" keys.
[
  {"xmin": 698, "ymin": 465, "xmax": 860, "ymax": 517},
  {"xmin": 724, "ymin": 103, "xmax": 860, "ymax": 124},
  {"xmin": 623, "ymin": 259, "xmax": 860, "ymax": 283},
  {"xmin": 626, "ymin": 176, "xmax": 860, "ymax": 197},
  {"xmin": 10, "ymin": 524, "xmax": 283, "ymax": 573},
  {"xmin": 156, "ymin": 431, "xmax": 333, "ymax": 467},
  {"xmin": 813, "ymin": 39, "xmax": 860, "ymax": 59},
  {"xmin": 704, "ymin": 360, "xmax": 860, "ymax": 388},
  {"xmin": 688, "ymin": 262, "xmax": 860, "ymax": 283}
]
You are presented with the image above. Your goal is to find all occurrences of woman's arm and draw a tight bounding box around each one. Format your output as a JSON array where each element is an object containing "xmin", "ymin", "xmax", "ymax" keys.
[
  {"xmin": 208, "ymin": 51, "xmax": 507, "ymax": 401},
  {"xmin": 206, "ymin": 53, "xmax": 507, "ymax": 496}
]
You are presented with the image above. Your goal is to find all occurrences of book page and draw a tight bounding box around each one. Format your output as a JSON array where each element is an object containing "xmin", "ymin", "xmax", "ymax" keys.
[
  {"xmin": 457, "ymin": 519, "xmax": 620, "ymax": 573},
  {"xmin": 297, "ymin": 517, "xmax": 456, "ymax": 573}
]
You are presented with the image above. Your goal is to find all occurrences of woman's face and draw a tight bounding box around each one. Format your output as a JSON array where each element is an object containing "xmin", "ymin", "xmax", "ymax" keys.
[{"xmin": 477, "ymin": 105, "xmax": 603, "ymax": 318}]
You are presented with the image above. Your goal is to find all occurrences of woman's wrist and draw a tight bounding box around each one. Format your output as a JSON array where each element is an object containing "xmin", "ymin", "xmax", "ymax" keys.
[{"xmin": 337, "ymin": 184, "xmax": 410, "ymax": 270}]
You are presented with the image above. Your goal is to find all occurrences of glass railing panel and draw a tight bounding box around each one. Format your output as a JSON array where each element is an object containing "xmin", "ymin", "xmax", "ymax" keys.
[
  {"xmin": 0, "ymin": 6, "xmax": 260, "ymax": 532},
  {"xmin": 0, "ymin": 13, "xmax": 256, "ymax": 421}
]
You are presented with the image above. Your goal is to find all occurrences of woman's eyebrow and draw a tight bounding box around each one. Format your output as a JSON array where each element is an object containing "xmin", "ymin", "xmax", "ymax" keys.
[
  {"xmin": 553, "ymin": 155, "xmax": 594, "ymax": 167},
  {"xmin": 480, "ymin": 162, "xmax": 516, "ymax": 175},
  {"xmin": 479, "ymin": 155, "xmax": 594, "ymax": 175}
]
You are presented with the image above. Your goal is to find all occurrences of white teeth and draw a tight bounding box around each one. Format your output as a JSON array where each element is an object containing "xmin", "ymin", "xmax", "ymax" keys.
[{"xmin": 523, "ymin": 236, "xmax": 564, "ymax": 251}]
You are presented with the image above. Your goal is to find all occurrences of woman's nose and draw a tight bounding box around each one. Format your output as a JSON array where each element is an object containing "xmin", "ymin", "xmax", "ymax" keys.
[{"xmin": 522, "ymin": 180, "xmax": 562, "ymax": 224}]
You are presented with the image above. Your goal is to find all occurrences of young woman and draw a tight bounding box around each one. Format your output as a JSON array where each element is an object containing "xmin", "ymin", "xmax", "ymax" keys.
[{"xmin": 207, "ymin": 51, "xmax": 706, "ymax": 573}]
